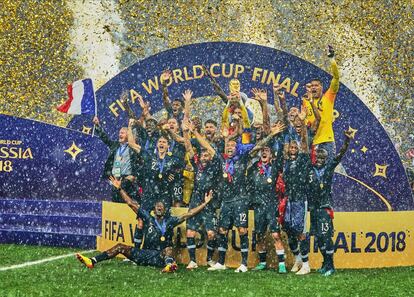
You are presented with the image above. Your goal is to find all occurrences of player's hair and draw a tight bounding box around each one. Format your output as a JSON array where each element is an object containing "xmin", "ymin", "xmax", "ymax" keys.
[
  {"xmin": 172, "ymin": 98, "xmax": 184, "ymax": 106},
  {"xmin": 310, "ymin": 78, "xmax": 323, "ymax": 86},
  {"xmin": 316, "ymin": 148, "xmax": 328, "ymax": 156},
  {"xmin": 205, "ymin": 119, "xmax": 218, "ymax": 127},
  {"xmin": 158, "ymin": 133, "xmax": 170, "ymax": 144}
]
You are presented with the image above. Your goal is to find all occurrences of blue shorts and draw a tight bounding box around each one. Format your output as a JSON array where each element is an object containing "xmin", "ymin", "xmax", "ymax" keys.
[
  {"xmin": 219, "ymin": 200, "xmax": 249, "ymax": 229},
  {"xmin": 283, "ymin": 200, "xmax": 307, "ymax": 236},
  {"xmin": 187, "ymin": 210, "xmax": 217, "ymax": 232},
  {"xmin": 130, "ymin": 247, "xmax": 164, "ymax": 267},
  {"xmin": 310, "ymin": 208, "xmax": 334, "ymax": 238},
  {"xmin": 254, "ymin": 202, "xmax": 280, "ymax": 235}
]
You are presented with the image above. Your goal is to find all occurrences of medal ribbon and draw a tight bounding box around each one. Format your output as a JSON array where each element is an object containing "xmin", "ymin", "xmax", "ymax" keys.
[
  {"xmin": 154, "ymin": 219, "xmax": 167, "ymax": 237},
  {"xmin": 258, "ymin": 160, "xmax": 271, "ymax": 178},
  {"xmin": 157, "ymin": 156, "xmax": 167, "ymax": 175},
  {"xmin": 313, "ymin": 167, "xmax": 326, "ymax": 184},
  {"xmin": 117, "ymin": 144, "xmax": 128, "ymax": 158}
]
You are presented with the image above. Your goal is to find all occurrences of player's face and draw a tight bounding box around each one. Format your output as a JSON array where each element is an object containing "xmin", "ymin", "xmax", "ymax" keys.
[
  {"xmin": 154, "ymin": 202, "xmax": 166, "ymax": 217},
  {"xmin": 146, "ymin": 120, "xmax": 157, "ymax": 135},
  {"xmin": 293, "ymin": 117, "xmax": 302, "ymax": 134},
  {"xmin": 225, "ymin": 140, "xmax": 237, "ymax": 157},
  {"xmin": 171, "ymin": 100, "xmax": 183, "ymax": 115},
  {"xmin": 157, "ymin": 137, "xmax": 169, "ymax": 154},
  {"xmin": 316, "ymin": 150, "xmax": 328, "ymax": 168},
  {"xmin": 305, "ymin": 83, "xmax": 312, "ymax": 94},
  {"xmin": 200, "ymin": 150, "xmax": 212, "ymax": 166},
  {"xmin": 119, "ymin": 128, "xmax": 128, "ymax": 143},
  {"xmin": 255, "ymin": 125, "xmax": 263, "ymax": 141},
  {"xmin": 288, "ymin": 141, "xmax": 299, "ymax": 159},
  {"xmin": 310, "ymin": 80, "xmax": 323, "ymax": 99},
  {"xmin": 261, "ymin": 147, "xmax": 272, "ymax": 163},
  {"xmin": 167, "ymin": 118, "xmax": 179, "ymax": 132},
  {"xmin": 288, "ymin": 107, "xmax": 299, "ymax": 123},
  {"xmin": 204, "ymin": 123, "xmax": 216, "ymax": 139},
  {"xmin": 234, "ymin": 108, "xmax": 242, "ymax": 119},
  {"xmin": 192, "ymin": 117, "xmax": 202, "ymax": 131}
]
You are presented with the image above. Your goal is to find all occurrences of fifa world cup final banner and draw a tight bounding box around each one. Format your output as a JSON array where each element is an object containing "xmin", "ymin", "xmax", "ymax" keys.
[{"xmin": 97, "ymin": 202, "xmax": 414, "ymax": 268}]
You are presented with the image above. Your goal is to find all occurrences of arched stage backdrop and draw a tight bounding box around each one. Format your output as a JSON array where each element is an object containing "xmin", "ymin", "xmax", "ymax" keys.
[{"xmin": 1, "ymin": 42, "xmax": 413, "ymax": 268}]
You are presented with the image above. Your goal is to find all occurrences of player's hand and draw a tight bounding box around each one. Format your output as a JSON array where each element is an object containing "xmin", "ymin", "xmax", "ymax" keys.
[
  {"xmin": 162, "ymin": 123, "xmax": 169, "ymax": 130},
  {"xmin": 273, "ymin": 84, "xmax": 285, "ymax": 100},
  {"xmin": 270, "ymin": 121, "xmax": 286, "ymax": 136},
  {"xmin": 182, "ymin": 89, "xmax": 193, "ymax": 103},
  {"xmin": 125, "ymin": 175, "xmax": 136, "ymax": 182},
  {"xmin": 232, "ymin": 113, "xmax": 240, "ymax": 120},
  {"xmin": 252, "ymin": 88, "xmax": 267, "ymax": 102},
  {"xmin": 161, "ymin": 70, "xmax": 172, "ymax": 84},
  {"xmin": 109, "ymin": 176, "xmax": 121, "ymax": 189},
  {"xmin": 92, "ymin": 116, "xmax": 100, "ymax": 126},
  {"xmin": 327, "ymin": 45, "xmax": 335, "ymax": 58},
  {"xmin": 168, "ymin": 173, "xmax": 175, "ymax": 182},
  {"xmin": 298, "ymin": 107, "xmax": 307, "ymax": 121},
  {"xmin": 129, "ymin": 119, "xmax": 136, "ymax": 127},
  {"xmin": 204, "ymin": 190, "xmax": 213, "ymax": 204}
]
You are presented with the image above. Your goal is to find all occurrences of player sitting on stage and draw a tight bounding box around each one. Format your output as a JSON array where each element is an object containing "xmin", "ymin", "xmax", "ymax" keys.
[
  {"xmin": 308, "ymin": 130, "xmax": 352, "ymax": 276},
  {"xmin": 76, "ymin": 177, "xmax": 213, "ymax": 273}
]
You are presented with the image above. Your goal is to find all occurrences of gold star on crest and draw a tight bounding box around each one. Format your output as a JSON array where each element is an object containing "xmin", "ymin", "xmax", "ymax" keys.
[
  {"xmin": 64, "ymin": 142, "xmax": 83, "ymax": 160},
  {"xmin": 361, "ymin": 146, "xmax": 368, "ymax": 153},
  {"xmin": 347, "ymin": 126, "xmax": 358, "ymax": 139},
  {"xmin": 373, "ymin": 163, "xmax": 388, "ymax": 178},
  {"xmin": 81, "ymin": 125, "xmax": 92, "ymax": 135}
]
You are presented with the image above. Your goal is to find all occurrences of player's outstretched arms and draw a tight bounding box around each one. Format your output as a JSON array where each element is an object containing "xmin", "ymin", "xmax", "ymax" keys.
[
  {"xmin": 109, "ymin": 176, "xmax": 140, "ymax": 213},
  {"xmin": 334, "ymin": 130, "xmax": 353, "ymax": 162},
  {"xmin": 178, "ymin": 190, "xmax": 213, "ymax": 223}
]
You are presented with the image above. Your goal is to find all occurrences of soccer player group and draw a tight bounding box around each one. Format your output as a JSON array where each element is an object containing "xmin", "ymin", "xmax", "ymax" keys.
[{"xmin": 76, "ymin": 46, "xmax": 353, "ymax": 276}]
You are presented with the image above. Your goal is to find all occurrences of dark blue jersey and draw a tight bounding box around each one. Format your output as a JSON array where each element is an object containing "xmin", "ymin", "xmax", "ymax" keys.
[
  {"xmin": 308, "ymin": 158, "xmax": 340, "ymax": 209},
  {"xmin": 137, "ymin": 208, "xmax": 181, "ymax": 250},
  {"xmin": 283, "ymin": 153, "xmax": 311, "ymax": 202}
]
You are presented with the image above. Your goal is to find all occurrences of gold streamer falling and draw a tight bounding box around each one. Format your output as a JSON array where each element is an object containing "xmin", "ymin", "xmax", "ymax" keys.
[{"xmin": 0, "ymin": 0, "xmax": 413, "ymax": 165}]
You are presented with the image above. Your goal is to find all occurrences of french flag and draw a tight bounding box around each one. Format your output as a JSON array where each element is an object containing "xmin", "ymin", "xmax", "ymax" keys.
[{"xmin": 57, "ymin": 79, "xmax": 96, "ymax": 115}]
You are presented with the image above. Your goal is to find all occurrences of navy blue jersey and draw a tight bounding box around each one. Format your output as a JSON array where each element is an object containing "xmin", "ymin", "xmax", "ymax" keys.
[
  {"xmin": 283, "ymin": 153, "xmax": 311, "ymax": 202},
  {"xmin": 137, "ymin": 151, "xmax": 184, "ymax": 209},
  {"xmin": 189, "ymin": 154, "xmax": 222, "ymax": 210},
  {"xmin": 219, "ymin": 143, "xmax": 254, "ymax": 203},
  {"xmin": 308, "ymin": 158, "xmax": 340, "ymax": 209},
  {"xmin": 137, "ymin": 208, "xmax": 181, "ymax": 250},
  {"xmin": 247, "ymin": 157, "xmax": 283, "ymax": 205}
]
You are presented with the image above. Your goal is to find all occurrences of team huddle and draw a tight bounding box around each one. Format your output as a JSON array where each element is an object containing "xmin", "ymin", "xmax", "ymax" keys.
[{"xmin": 76, "ymin": 46, "xmax": 352, "ymax": 276}]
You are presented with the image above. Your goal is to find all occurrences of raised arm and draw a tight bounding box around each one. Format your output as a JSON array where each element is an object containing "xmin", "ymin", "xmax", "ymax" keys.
[
  {"xmin": 274, "ymin": 85, "xmax": 289, "ymax": 127},
  {"xmin": 300, "ymin": 120, "xmax": 309, "ymax": 154},
  {"xmin": 327, "ymin": 45, "xmax": 340, "ymax": 94},
  {"xmin": 188, "ymin": 120, "xmax": 216, "ymax": 158},
  {"xmin": 334, "ymin": 130, "xmax": 352, "ymax": 163},
  {"xmin": 109, "ymin": 176, "xmax": 140, "ymax": 213},
  {"xmin": 93, "ymin": 117, "xmax": 116, "ymax": 147},
  {"xmin": 161, "ymin": 70, "xmax": 173, "ymax": 113},
  {"xmin": 182, "ymin": 118, "xmax": 195, "ymax": 159},
  {"xmin": 307, "ymin": 95, "xmax": 321, "ymax": 133},
  {"xmin": 202, "ymin": 65, "xmax": 228, "ymax": 104},
  {"xmin": 252, "ymin": 88, "xmax": 270, "ymax": 134},
  {"xmin": 177, "ymin": 190, "xmax": 213, "ymax": 223},
  {"xmin": 119, "ymin": 91, "xmax": 139, "ymax": 120},
  {"xmin": 182, "ymin": 89, "xmax": 193, "ymax": 119},
  {"xmin": 249, "ymin": 121, "xmax": 286, "ymax": 157},
  {"xmin": 272, "ymin": 84, "xmax": 283, "ymax": 113},
  {"xmin": 127, "ymin": 119, "xmax": 142, "ymax": 154}
]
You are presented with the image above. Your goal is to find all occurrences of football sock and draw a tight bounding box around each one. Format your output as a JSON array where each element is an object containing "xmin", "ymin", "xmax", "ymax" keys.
[
  {"xmin": 258, "ymin": 251, "xmax": 267, "ymax": 264},
  {"xmin": 206, "ymin": 239, "xmax": 217, "ymax": 261},
  {"xmin": 92, "ymin": 252, "xmax": 109, "ymax": 264},
  {"xmin": 240, "ymin": 234, "xmax": 249, "ymax": 266},
  {"xmin": 276, "ymin": 249, "xmax": 285, "ymax": 264},
  {"xmin": 187, "ymin": 237, "xmax": 196, "ymax": 262},
  {"xmin": 217, "ymin": 233, "xmax": 228, "ymax": 265}
]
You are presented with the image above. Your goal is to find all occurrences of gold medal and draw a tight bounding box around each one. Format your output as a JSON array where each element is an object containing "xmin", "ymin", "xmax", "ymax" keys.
[
  {"xmin": 320, "ymin": 183, "xmax": 324, "ymax": 189},
  {"xmin": 158, "ymin": 173, "xmax": 163, "ymax": 179},
  {"xmin": 223, "ymin": 172, "xmax": 228, "ymax": 178},
  {"xmin": 160, "ymin": 236, "xmax": 166, "ymax": 242},
  {"xmin": 267, "ymin": 178, "xmax": 272, "ymax": 183},
  {"xmin": 167, "ymin": 151, "xmax": 172, "ymax": 156}
]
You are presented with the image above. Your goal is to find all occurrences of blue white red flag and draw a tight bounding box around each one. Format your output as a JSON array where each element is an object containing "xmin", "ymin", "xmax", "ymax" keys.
[{"xmin": 57, "ymin": 79, "xmax": 96, "ymax": 115}]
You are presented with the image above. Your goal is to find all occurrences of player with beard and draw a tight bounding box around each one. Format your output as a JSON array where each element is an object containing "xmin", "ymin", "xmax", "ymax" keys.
[
  {"xmin": 308, "ymin": 130, "xmax": 352, "ymax": 276},
  {"xmin": 282, "ymin": 118, "xmax": 312, "ymax": 275},
  {"xmin": 182, "ymin": 119, "xmax": 222, "ymax": 269},
  {"xmin": 76, "ymin": 177, "xmax": 213, "ymax": 272},
  {"xmin": 208, "ymin": 122, "xmax": 286, "ymax": 273},
  {"xmin": 247, "ymin": 143, "xmax": 287, "ymax": 273}
]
